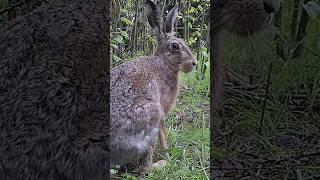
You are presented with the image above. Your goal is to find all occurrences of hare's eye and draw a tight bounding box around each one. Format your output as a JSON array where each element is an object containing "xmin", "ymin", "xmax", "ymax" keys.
[{"xmin": 171, "ymin": 43, "xmax": 180, "ymax": 51}]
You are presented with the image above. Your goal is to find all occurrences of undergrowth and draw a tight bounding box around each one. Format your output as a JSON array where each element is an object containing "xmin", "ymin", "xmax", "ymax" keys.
[{"xmin": 211, "ymin": 26, "xmax": 320, "ymax": 179}]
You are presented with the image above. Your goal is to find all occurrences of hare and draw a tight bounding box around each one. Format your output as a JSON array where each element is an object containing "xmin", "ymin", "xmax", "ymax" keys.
[
  {"xmin": 110, "ymin": 0, "xmax": 197, "ymax": 173},
  {"xmin": 211, "ymin": 0, "xmax": 281, "ymax": 109},
  {"xmin": 0, "ymin": 0, "xmax": 109, "ymax": 179}
]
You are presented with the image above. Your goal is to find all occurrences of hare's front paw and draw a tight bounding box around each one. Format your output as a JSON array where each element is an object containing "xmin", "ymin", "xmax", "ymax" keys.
[
  {"xmin": 152, "ymin": 159, "xmax": 167, "ymax": 169},
  {"xmin": 132, "ymin": 159, "xmax": 167, "ymax": 177}
]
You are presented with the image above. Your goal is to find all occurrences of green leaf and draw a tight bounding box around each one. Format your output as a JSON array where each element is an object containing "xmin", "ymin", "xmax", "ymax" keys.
[
  {"xmin": 114, "ymin": 35, "xmax": 124, "ymax": 44},
  {"xmin": 120, "ymin": 31, "xmax": 129, "ymax": 39},
  {"xmin": 120, "ymin": 8, "xmax": 128, "ymax": 14},
  {"xmin": 120, "ymin": 17, "xmax": 133, "ymax": 26},
  {"xmin": 204, "ymin": 61, "xmax": 210, "ymax": 68},
  {"xmin": 200, "ymin": 47, "xmax": 207, "ymax": 52},
  {"xmin": 110, "ymin": 43, "xmax": 118, "ymax": 49},
  {"xmin": 110, "ymin": 169, "xmax": 118, "ymax": 175},
  {"xmin": 201, "ymin": 51, "xmax": 208, "ymax": 58},
  {"xmin": 112, "ymin": 54, "xmax": 122, "ymax": 63},
  {"xmin": 188, "ymin": 7, "xmax": 196, "ymax": 14}
]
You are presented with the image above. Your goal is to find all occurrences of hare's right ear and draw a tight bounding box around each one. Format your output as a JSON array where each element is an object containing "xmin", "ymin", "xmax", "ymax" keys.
[
  {"xmin": 145, "ymin": 0, "xmax": 164, "ymax": 38},
  {"xmin": 164, "ymin": 1, "xmax": 179, "ymax": 33}
]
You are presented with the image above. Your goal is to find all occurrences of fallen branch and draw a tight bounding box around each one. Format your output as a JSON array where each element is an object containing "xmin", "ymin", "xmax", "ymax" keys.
[{"xmin": 259, "ymin": 62, "xmax": 273, "ymax": 135}]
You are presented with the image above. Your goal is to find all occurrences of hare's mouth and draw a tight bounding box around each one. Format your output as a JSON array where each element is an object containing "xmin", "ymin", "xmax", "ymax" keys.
[{"xmin": 182, "ymin": 62, "xmax": 196, "ymax": 73}]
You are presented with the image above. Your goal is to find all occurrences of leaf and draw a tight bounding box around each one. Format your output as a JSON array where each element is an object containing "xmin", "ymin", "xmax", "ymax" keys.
[
  {"xmin": 187, "ymin": 38, "xmax": 196, "ymax": 45},
  {"xmin": 112, "ymin": 54, "xmax": 122, "ymax": 63},
  {"xmin": 303, "ymin": 1, "xmax": 320, "ymax": 19},
  {"xmin": 204, "ymin": 61, "xmax": 210, "ymax": 68},
  {"xmin": 120, "ymin": 17, "xmax": 133, "ymax": 26},
  {"xmin": 114, "ymin": 35, "xmax": 124, "ymax": 44},
  {"xmin": 201, "ymin": 51, "xmax": 208, "ymax": 58},
  {"xmin": 200, "ymin": 47, "xmax": 207, "ymax": 52},
  {"xmin": 110, "ymin": 43, "xmax": 118, "ymax": 49},
  {"xmin": 110, "ymin": 169, "xmax": 118, "ymax": 175},
  {"xmin": 120, "ymin": 31, "xmax": 128, "ymax": 39},
  {"xmin": 177, "ymin": 15, "xmax": 183, "ymax": 20},
  {"xmin": 188, "ymin": 7, "xmax": 196, "ymax": 14},
  {"xmin": 120, "ymin": 8, "xmax": 128, "ymax": 14}
]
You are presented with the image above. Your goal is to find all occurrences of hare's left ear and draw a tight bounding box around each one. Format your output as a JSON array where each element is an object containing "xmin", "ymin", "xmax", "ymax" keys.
[
  {"xmin": 145, "ymin": 0, "xmax": 164, "ymax": 37},
  {"xmin": 164, "ymin": 1, "xmax": 179, "ymax": 33}
]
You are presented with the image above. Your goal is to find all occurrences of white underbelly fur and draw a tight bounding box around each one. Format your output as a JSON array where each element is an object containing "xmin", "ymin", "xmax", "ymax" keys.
[{"xmin": 110, "ymin": 126, "xmax": 159, "ymax": 166}]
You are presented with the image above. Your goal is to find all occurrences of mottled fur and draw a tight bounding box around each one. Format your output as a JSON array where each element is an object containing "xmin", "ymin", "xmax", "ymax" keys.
[
  {"xmin": 110, "ymin": 0, "xmax": 196, "ymax": 173},
  {"xmin": 0, "ymin": 0, "xmax": 109, "ymax": 179},
  {"xmin": 211, "ymin": 0, "xmax": 281, "ymax": 109}
]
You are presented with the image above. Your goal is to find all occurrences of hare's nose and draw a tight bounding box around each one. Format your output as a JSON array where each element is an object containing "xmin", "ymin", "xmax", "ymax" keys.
[{"xmin": 192, "ymin": 62, "xmax": 197, "ymax": 66}]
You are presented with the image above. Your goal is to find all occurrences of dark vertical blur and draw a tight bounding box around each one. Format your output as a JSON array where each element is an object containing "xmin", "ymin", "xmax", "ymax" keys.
[{"xmin": 0, "ymin": 0, "xmax": 110, "ymax": 179}]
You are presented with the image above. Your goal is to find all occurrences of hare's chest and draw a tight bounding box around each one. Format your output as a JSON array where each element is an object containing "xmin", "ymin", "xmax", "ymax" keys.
[{"xmin": 160, "ymin": 82, "xmax": 180, "ymax": 115}]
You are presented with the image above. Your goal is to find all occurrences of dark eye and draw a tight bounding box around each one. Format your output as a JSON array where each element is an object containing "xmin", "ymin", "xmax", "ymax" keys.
[{"xmin": 171, "ymin": 43, "xmax": 180, "ymax": 51}]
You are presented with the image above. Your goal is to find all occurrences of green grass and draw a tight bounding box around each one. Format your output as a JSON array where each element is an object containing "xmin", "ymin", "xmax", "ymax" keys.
[
  {"xmin": 114, "ymin": 67, "xmax": 210, "ymax": 180},
  {"xmin": 211, "ymin": 26, "xmax": 320, "ymax": 179}
]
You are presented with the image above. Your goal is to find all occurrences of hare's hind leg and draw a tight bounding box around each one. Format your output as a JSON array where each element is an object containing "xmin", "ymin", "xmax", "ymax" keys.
[
  {"xmin": 158, "ymin": 119, "xmax": 168, "ymax": 150},
  {"xmin": 141, "ymin": 142, "xmax": 155, "ymax": 173},
  {"xmin": 141, "ymin": 121, "xmax": 168, "ymax": 174},
  {"xmin": 150, "ymin": 119, "xmax": 168, "ymax": 170},
  {"xmin": 141, "ymin": 139, "xmax": 167, "ymax": 173}
]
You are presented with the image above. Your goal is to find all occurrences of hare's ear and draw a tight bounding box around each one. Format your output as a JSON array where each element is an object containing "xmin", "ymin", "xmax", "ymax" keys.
[
  {"xmin": 145, "ymin": 0, "xmax": 164, "ymax": 37},
  {"xmin": 164, "ymin": 1, "xmax": 179, "ymax": 33}
]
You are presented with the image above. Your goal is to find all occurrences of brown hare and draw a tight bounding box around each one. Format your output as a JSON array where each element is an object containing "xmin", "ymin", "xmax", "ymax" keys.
[
  {"xmin": 211, "ymin": 0, "xmax": 281, "ymax": 109},
  {"xmin": 110, "ymin": 0, "xmax": 197, "ymax": 173}
]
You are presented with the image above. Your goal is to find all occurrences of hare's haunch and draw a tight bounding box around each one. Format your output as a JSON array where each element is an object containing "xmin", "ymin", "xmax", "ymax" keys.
[
  {"xmin": 211, "ymin": 0, "xmax": 281, "ymax": 109},
  {"xmin": 111, "ymin": 0, "xmax": 197, "ymax": 173}
]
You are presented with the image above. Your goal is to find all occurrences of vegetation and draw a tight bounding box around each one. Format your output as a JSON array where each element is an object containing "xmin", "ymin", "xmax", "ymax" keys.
[
  {"xmin": 110, "ymin": 0, "xmax": 210, "ymax": 179},
  {"xmin": 2, "ymin": 0, "xmax": 319, "ymax": 179},
  {"xmin": 212, "ymin": 0, "xmax": 320, "ymax": 179}
]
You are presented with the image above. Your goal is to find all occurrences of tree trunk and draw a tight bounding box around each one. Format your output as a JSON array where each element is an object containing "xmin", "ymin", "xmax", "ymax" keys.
[
  {"xmin": 291, "ymin": 0, "xmax": 301, "ymax": 40},
  {"xmin": 131, "ymin": 0, "xmax": 139, "ymax": 54},
  {"xmin": 274, "ymin": 4, "xmax": 284, "ymax": 59},
  {"xmin": 293, "ymin": 0, "xmax": 311, "ymax": 58}
]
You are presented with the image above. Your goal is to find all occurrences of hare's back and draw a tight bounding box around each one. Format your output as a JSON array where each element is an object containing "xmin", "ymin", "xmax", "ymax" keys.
[
  {"xmin": 110, "ymin": 67, "xmax": 162, "ymax": 130},
  {"xmin": 110, "ymin": 57, "xmax": 161, "ymax": 121}
]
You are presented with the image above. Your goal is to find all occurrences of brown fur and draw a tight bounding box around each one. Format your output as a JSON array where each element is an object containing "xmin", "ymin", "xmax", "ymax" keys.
[{"xmin": 158, "ymin": 119, "xmax": 168, "ymax": 149}]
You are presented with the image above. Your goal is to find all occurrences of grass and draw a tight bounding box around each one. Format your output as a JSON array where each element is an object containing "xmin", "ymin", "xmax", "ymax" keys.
[
  {"xmin": 112, "ymin": 66, "xmax": 210, "ymax": 180},
  {"xmin": 211, "ymin": 26, "xmax": 320, "ymax": 179}
]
